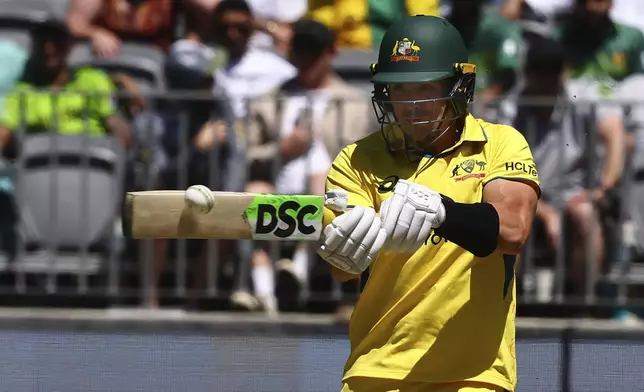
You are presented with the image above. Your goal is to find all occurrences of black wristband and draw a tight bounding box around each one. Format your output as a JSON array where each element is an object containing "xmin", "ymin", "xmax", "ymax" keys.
[{"xmin": 433, "ymin": 196, "xmax": 500, "ymax": 257}]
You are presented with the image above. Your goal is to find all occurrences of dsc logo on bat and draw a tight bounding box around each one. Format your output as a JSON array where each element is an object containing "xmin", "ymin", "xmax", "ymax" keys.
[
  {"xmin": 255, "ymin": 201, "xmax": 319, "ymax": 238},
  {"xmin": 243, "ymin": 195, "xmax": 325, "ymax": 241}
]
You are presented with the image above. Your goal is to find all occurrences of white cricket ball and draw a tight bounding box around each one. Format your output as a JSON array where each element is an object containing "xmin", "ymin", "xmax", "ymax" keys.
[{"xmin": 184, "ymin": 185, "xmax": 215, "ymax": 214}]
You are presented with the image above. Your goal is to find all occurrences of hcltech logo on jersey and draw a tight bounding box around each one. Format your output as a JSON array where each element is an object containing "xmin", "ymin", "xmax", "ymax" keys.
[
  {"xmin": 450, "ymin": 159, "xmax": 487, "ymax": 182},
  {"xmin": 505, "ymin": 161, "xmax": 538, "ymax": 177}
]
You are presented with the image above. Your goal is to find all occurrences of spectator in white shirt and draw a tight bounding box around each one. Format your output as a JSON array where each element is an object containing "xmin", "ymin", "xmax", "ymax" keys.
[{"xmin": 210, "ymin": 0, "xmax": 296, "ymax": 118}]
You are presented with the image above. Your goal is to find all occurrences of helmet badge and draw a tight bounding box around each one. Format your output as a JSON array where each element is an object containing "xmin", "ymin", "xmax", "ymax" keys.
[{"xmin": 390, "ymin": 38, "xmax": 420, "ymax": 63}]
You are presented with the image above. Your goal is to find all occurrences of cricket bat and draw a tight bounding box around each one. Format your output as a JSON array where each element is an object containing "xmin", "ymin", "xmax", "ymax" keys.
[{"xmin": 122, "ymin": 191, "xmax": 339, "ymax": 240}]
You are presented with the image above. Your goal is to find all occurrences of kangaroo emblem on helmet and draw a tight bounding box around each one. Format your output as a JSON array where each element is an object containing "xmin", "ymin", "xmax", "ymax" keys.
[{"xmin": 391, "ymin": 38, "xmax": 420, "ymax": 62}]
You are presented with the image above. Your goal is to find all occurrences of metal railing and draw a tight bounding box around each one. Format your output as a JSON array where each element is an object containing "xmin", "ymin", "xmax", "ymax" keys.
[{"xmin": 0, "ymin": 89, "xmax": 643, "ymax": 314}]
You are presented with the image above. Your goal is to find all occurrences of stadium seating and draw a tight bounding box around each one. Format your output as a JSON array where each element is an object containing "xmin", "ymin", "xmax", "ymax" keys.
[
  {"xmin": 68, "ymin": 42, "xmax": 167, "ymax": 92},
  {"xmin": 0, "ymin": 0, "xmax": 55, "ymax": 22},
  {"xmin": 0, "ymin": 0, "xmax": 57, "ymax": 52},
  {"xmin": 9, "ymin": 134, "xmax": 125, "ymax": 276}
]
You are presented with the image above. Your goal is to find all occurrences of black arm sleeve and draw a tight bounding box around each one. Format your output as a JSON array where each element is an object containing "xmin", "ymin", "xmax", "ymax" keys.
[{"xmin": 433, "ymin": 196, "xmax": 500, "ymax": 257}]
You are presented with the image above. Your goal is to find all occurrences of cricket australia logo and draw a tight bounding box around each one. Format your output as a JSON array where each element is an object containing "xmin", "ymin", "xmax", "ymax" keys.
[
  {"xmin": 450, "ymin": 159, "xmax": 487, "ymax": 182},
  {"xmin": 391, "ymin": 38, "xmax": 420, "ymax": 62}
]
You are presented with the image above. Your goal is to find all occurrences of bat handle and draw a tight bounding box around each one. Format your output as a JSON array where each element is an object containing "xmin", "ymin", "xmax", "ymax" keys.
[
  {"xmin": 323, "ymin": 191, "xmax": 359, "ymax": 226},
  {"xmin": 324, "ymin": 190, "xmax": 350, "ymax": 212}
]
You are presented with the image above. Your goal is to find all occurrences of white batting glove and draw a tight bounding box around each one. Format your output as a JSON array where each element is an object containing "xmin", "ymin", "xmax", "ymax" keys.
[
  {"xmin": 380, "ymin": 180, "xmax": 446, "ymax": 253},
  {"xmin": 317, "ymin": 190, "xmax": 388, "ymax": 275}
]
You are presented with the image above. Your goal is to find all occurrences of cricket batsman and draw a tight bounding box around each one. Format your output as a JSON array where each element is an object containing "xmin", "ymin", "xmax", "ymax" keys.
[{"xmin": 317, "ymin": 15, "xmax": 540, "ymax": 392}]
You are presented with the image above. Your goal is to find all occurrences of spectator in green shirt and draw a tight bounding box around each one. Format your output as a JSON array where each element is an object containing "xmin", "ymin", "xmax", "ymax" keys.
[
  {"xmin": 0, "ymin": 20, "xmax": 130, "ymax": 152},
  {"xmin": 448, "ymin": 0, "xmax": 523, "ymax": 105},
  {"xmin": 554, "ymin": 0, "xmax": 644, "ymax": 97}
]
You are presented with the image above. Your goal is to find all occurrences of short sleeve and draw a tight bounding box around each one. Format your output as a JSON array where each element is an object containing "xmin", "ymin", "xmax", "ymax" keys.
[
  {"xmin": 76, "ymin": 69, "xmax": 117, "ymax": 119},
  {"xmin": 482, "ymin": 125, "xmax": 541, "ymax": 194},
  {"xmin": 325, "ymin": 146, "xmax": 375, "ymax": 225}
]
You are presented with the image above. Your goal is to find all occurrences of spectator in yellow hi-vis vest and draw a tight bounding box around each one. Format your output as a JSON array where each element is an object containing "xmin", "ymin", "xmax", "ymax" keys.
[{"xmin": 307, "ymin": 0, "xmax": 440, "ymax": 49}]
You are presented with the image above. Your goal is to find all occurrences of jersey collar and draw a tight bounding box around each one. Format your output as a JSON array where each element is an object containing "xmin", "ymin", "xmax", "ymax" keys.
[
  {"xmin": 460, "ymin": 114, "xmax": 488, "ymax": 143},
  {"xmin": 428, "ymin": 114, "xmax": 487, "ymax": 158}
]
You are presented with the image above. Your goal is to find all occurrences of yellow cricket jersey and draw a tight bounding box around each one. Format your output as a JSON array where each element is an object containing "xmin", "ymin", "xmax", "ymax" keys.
[{"xmin": 325, "ymin": 114, "xmax": 540, "ymax": 392}]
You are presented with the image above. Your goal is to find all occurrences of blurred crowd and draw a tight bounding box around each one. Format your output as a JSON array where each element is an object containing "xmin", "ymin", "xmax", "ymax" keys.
[{"xmin": 1, "ymin": 0, "xmax": 644, "ymax": 323}]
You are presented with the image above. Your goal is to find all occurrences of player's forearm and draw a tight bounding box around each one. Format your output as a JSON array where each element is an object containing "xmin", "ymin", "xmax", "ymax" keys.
[
  {"xmin": 487, "ymin": 180, "xmax": 538, "ymax": 254},
  {"xmin": 492, "ymin": 200, "xmax": 534, "ymax": 255},
  {"xmin": 490, "ymin": 188, "xmax": 537, "ymax": 255}
]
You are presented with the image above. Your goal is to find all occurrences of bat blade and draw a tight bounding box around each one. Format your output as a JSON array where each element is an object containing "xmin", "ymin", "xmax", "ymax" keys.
[{"xmin": 123, "ymin": 191, "xmax": 328, "ymax": 240}]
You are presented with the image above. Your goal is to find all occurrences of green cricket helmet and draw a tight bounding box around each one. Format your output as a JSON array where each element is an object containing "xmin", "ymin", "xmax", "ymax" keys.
[{"xmin": 370, "ymin": 15, "xmax": 476, "ymax": 157}]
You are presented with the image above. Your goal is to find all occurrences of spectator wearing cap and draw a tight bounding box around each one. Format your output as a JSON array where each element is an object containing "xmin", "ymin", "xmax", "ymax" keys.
[
  {"xmin": 230, "ymin": 19, "xmax": 372, "ymax": 317},
  {"xmin": 143, "ymin": 39, "xmax": 246, "ymax": 309},
  {"xmin": 210, "ymin": 0, "xmax": 296, "ymax": 119},
  {"xmin": 0, "ymin": 20, "xmax": 130, "ymax": 153}
]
